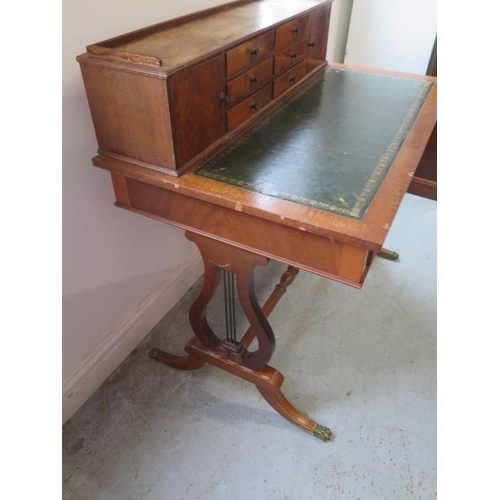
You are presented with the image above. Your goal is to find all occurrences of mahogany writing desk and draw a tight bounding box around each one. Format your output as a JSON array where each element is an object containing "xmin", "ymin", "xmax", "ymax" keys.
[{"xmin": 89, "ymin": 63, "xmax": 436, "ymax": 441}]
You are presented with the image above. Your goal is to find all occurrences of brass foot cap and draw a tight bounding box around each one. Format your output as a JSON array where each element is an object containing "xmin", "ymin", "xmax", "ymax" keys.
[
  {"xmin": 314, "ymin": 424, "xmax": 334, "ymax": 442},
  {"xmin": 378, "ymin": 249, "xmax": 400, "ymax": 261},
  {"xmin": 149, "ymin": 348, "xmax": 163, "ymax": 362}
]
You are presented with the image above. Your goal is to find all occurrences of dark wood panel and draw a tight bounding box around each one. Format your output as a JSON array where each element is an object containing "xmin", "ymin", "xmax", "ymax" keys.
[
  {"xmin": 408, "ymin": 44, "xmax": 437, "ymax": 201},
  {"xmin": 407, "ymin": 177, "xmax": 437, "ymax": 200},
  {"xmin": 170, "ymin": 55, "xmax": 227, "ymax": 167},
  {"xmin": 307, "ymin": 4, "xmax": 331, "ymax": 72},
  {"xmin": 414, "ymin": 124, "xmax": 437, "ymax": 183},
  {"xmin": 408, "ymin": 124, "xmax": 437, "ymax": 200}
]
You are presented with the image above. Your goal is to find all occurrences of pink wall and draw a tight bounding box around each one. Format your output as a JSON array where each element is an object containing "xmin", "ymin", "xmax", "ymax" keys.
[{"xmin": 62, "ymin": 0, "xmax": 230, "ymax": 384}]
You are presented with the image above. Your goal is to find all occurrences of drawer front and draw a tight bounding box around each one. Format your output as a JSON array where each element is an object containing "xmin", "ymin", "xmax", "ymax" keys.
[
  {"xmin": 274, "ymin": 38, "xmax": 309, "ymax": 75},
  {"xmin": 273, "ymin": 61, "xmax": 307, "ymax": 99},
  {"xmin": 227, "ymin": 84, "xmax": 273, "ymax": 132},
  {"xmin": 226, "ymin": 58, "xmax": 273, "ymax": 106},
  {"xmin": 275, "ymin": 15, "xmax": 310, "ymax": 51},
  {"xmin": 226, "ymin": 30, "xmax": 275, "ymax": 78}
]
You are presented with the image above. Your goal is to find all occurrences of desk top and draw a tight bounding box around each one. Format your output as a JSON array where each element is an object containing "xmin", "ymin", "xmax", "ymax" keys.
[
  {"xmin": 197, "ymin": 66, "xmax": 433, "ymax": 220},
  {"xmin": 94, "ymin": 63, "xmax": 436, "ymax": 257}
]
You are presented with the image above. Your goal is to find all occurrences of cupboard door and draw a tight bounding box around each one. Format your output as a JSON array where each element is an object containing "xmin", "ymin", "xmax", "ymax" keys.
[
  {"xmin": 170, "ymin": 55, "xmax": 226, "ymax": 167},
  {"xmin": 307, "ymin": 5, "xmax": 331, "ymax": 72}
]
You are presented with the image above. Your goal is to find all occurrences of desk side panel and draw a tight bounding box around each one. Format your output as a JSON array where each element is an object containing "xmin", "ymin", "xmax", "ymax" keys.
[
  {"xmin": 111, "ymin": 174, "xmax": 372, "ymax": 287},
  {"xmin": 79, "ymin": 62, "xmax": 176, "ymax": 171}
]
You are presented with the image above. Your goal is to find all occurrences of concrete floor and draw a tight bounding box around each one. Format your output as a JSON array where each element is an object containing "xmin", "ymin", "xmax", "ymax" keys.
[{"xmin": 63, "ymin": 193, "xmax": 436, "ymax": 500}]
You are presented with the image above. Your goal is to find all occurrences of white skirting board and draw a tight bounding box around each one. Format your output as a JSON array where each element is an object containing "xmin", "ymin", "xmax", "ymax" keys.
[{"xmin": 62, "ymin": 252, "xmax": 203, "ymax": 424}]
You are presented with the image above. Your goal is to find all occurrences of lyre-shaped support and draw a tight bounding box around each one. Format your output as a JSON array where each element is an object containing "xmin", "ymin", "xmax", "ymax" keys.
[
  {"xmin": 186, "ymin": 231, "xmax": 274, "ymax": 370},
  {"xmin": 149, "ymin": 231, "xmax": 333, "ymax": 441}
]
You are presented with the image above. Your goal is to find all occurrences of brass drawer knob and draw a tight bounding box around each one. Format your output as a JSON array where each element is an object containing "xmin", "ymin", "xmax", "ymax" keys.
[
  {"xmin": 308, "ymin": 40, "xmax": 316, "ymax": 47},
  {"xmin": 292, "ymin": 27, "xmax": 300, "ymax": 34},
  {"xmin": 250, "ymin": 48, "xmax": 260, "ymax": 56},
  {"xmin": 288, "ymin": 75, "xmax": 296, "ymax": 83},
  {"xmin": 290, "ymin": 52, "xmax": 297, "ymax": 59},
  {"xmin": 250, "ymin": 76, "xmax": 259, "ymax": 83},
  {"xmin": 249, "ymin": 102, "xmax": 259, "ymax": 110}
]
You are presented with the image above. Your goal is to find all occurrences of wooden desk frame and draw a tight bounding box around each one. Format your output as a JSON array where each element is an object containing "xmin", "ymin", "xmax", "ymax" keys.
[{"xmin": 92, "ymin": 63, "xmax": 436, "ymax": 441}]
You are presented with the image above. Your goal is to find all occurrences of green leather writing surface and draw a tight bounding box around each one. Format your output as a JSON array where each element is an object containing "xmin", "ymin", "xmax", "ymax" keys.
[{"xmin": 196, "ymin": 67, "xmax": 433, "ymax": 219}]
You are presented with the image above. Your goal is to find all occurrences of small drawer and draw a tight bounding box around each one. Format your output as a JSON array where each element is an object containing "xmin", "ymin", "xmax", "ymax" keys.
[
  {"xmin": 226, "ymin": 30, "xmax": 275, "ymax": 78},
  {"xmin": 273, "ymin": 61, "xmax": 307, "ymax": 99},
  {"xmin": 227, "ymin": 84, "xmax": 273, "ymax": 132},
  {"xmin": 226, "ymin": 58, "xmax": 273, "ymax": 106},
  {"xmin": 275, "ymin": 15, "xmax": 310, "ymax": 51},
  {"xmin": 274, "ymin": 38, "xmax": 309, "ymax": 76}
]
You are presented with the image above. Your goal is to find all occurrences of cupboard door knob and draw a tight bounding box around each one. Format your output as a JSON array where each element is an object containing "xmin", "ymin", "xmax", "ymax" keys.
[
  {"xmin": 250, "ymin": 76, "xmax": 259, "ymax": 83},
  {"xmin": 250, "ymin": 48, "xmax": 260, "ymax": 56},
  {"xmin": 219, "ymin": 93, "xmax": 229, "ymax": 103},
  {"xmin": 249, "ymin": 102, "xmax": 259, "ymax": 110},
  {"xmin": 308, "ymin": 40, "xmax": 316, "ymax": 47}
]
